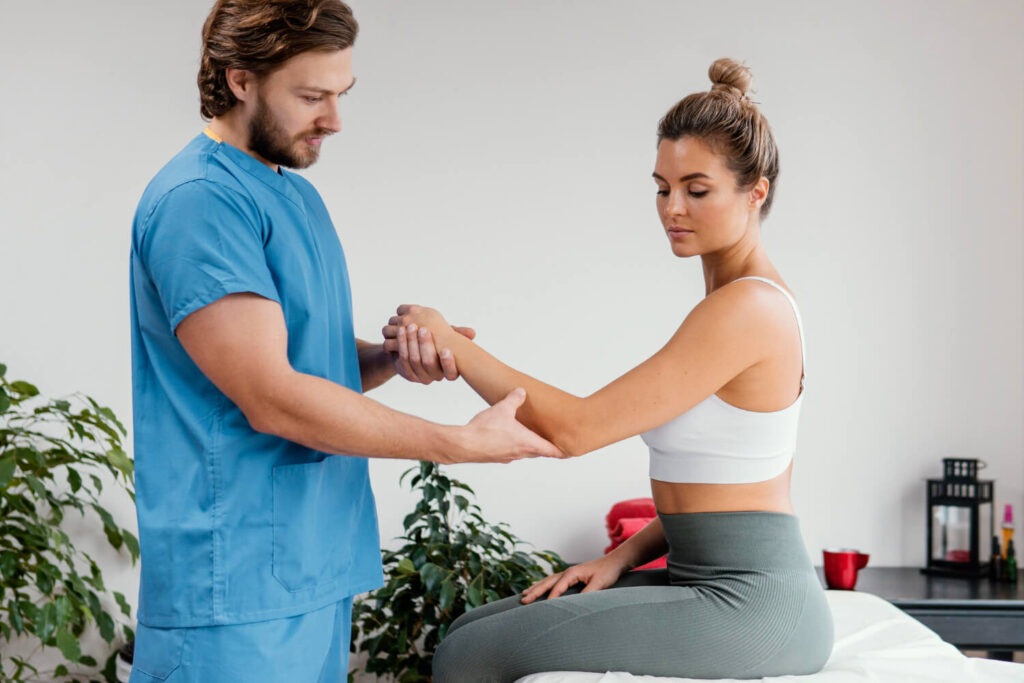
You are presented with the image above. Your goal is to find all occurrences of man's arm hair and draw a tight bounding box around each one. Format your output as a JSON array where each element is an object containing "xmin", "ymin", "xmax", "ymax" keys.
[
  {"xmin": 355, "ymin": 339, "xmax": 396, "ymax": 392},
  {"xmin": 173, "ymin": 293, "xmax": 563, "ymax": 464}
]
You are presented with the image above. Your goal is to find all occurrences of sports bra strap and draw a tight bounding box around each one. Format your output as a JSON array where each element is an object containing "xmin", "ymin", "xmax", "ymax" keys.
[{"xmin": 733, "ymin": 276, "xmax": 805, "ymax": 384}]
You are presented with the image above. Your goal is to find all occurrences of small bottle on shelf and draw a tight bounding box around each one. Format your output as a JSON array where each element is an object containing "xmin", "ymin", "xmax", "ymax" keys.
[
  {"xmin": 990, "ymin": 535, "xmax": 1003, "ymax": 581},
  {"xmin": 1001, "ymin": 504, "xmax": 1015, "ymax": 559},
  {"xmin": 1004, "ymin": 540, "xmax": 1017, "ymax": 583}
]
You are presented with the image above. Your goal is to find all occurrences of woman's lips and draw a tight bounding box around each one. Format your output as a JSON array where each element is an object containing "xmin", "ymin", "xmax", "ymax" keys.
[{"xmin": 667, "ymin": 227, "xmax": 694, "ymax": 238}]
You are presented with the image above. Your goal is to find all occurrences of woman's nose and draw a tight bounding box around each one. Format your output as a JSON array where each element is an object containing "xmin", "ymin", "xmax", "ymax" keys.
[{"xmin": 666, "ymin": 191, "xmax": 687, "ymax": 216}]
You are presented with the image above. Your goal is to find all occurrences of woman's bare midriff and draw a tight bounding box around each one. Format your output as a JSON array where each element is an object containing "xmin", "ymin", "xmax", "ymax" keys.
[{"xmin": 650, "ymin": 462, "xmax": 795, "ymax": 515}]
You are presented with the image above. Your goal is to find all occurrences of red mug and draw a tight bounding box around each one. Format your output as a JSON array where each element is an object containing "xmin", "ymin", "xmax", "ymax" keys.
[{"xmin": 823, "ymin": 549, "xmax": 870, "ymax": 590}]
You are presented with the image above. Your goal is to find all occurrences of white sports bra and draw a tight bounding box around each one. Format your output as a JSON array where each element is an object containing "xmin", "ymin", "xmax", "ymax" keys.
[{"xmin": 642, "ymin": 277, "xmax": 805, "ymax": 484}]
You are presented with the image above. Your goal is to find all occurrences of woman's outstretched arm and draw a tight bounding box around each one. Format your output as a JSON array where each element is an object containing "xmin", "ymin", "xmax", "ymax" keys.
[{"xmin": 384, "ymin": 280, "xmax": 791, "ymax": 457}]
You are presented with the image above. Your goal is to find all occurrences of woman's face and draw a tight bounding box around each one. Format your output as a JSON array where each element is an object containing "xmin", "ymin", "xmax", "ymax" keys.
[{"xmin": 652, "ymin": 136, "xmax": 762, "ymax": 258}]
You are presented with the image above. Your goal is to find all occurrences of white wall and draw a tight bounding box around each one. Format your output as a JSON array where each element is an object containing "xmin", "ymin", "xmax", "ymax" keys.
[{"xmin": 2, "ymin": 0, "xmax": 1022, "ymax": 647}]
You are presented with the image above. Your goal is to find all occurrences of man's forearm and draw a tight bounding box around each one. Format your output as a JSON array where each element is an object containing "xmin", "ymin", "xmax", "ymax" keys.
[
  {"xmin": 254, "ymin": 368, "xmax": 460, "ymax": 462},
  {"xmin": 356, "ymin": 339, "xmax": 396, "ymax": 392}
]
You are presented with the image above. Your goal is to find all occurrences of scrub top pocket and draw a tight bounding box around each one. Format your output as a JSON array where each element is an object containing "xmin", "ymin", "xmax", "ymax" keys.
[
  {"xmin": 272, "ymin": 457, "xmax": 358, "ymax": 592},
  {"xmin": 129, "ymin": 623, "xmax": 186, "ymax": 682}
]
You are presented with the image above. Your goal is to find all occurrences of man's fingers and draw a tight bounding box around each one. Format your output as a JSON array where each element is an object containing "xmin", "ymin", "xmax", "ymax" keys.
[
  {"xmin": 498, "ymin": 387, "xmax": 527, "ymax": 413},
  {"xmin": 530, "ymin": 435, "xmax": 566, "ymax": 459},
  {"xmin": 405, "ymin": 325, "xmax": 423, "ymax": 378},
  {"xmin": 396, "ymin": 326, "xmax": 417, "ymax": 380},
  {"xmin": 405, "ymin": 325, "xmax": 434, "ymax": 384},
  {"xmin": 439, "ymin": 349, "xmax": 459, "ymax": 381},
  {"xmin": 382, "ymin": 324, "xmax": 400, "ymax": 339},
  {"xmin": 416, "ymin": 328, "xmax": 444, "ymax": 381},
  {"xmin": 383, "ymin": 339, "xmax": 399, "ymax": 353}
]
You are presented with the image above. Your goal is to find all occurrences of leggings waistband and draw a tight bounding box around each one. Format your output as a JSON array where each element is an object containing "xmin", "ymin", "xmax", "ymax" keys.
[{"xmin": 658, "ymin": 511, "xmax": 812, "ymax": 571}]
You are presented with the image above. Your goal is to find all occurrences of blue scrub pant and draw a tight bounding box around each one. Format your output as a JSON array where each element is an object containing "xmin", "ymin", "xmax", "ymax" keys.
[{"xmin": 129, "ymin": 597, "xmax": 352, "ymax": 682}]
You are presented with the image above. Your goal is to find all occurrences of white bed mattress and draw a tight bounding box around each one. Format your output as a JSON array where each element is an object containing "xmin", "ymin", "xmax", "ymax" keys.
[{"xmin": 515, "ymin": 590, "xmax": 1024, "ymax": 683}]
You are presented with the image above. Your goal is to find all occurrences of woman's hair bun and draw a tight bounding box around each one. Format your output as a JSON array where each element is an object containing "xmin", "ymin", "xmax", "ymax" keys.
[{"xmin": 708, "ymin": 58, "xmax": 752, "ymax": 99}]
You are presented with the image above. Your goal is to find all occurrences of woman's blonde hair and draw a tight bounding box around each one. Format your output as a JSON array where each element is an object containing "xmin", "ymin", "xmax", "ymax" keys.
[
  {"xmin": 198, "ymin": 0, "xmax": 359, "ymax": 120},
  {"xmin": 658, "ymin": 58, "xmax": 780, "ymax": 219}
]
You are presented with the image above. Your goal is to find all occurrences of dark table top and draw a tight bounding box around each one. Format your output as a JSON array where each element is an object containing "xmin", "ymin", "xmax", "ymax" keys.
[{"xmin": 816, "ymin": 566, "xmax": 1024, "ymax": 609}]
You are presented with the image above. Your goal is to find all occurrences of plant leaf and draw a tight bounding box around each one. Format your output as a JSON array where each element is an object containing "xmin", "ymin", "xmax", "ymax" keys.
[
  {"xmin": 122, "ymin": 530, "xmax": 140, "ymax": 562},
  {"xmin": 419, "ymin": 562, "xmax": 446, "ymax": 594},
  {"xmin": 106, "ymin": 447, "xmax": 133, "ymax": 477},
  {"xmin": 9, "ymin": 599, "xmax": 24, "ymax": 634},
  {"xmin": 0, "ymin": 456, "xmax": 15, "ymax": 489},
  {"xmin": 37, "ymin": 601, "xmax": 58, "ymax": 643},
  {"xmin": 438, "ymin": 578, "xmax": 456, "ymax": 612},
  {"xmin": 67, "ymin": 467, "xmax": 83, "ymax": 493},
  {"xmin": 467, "ymin": 573, "xmax": 485, "ymax": 608},
  {"xmin": 56, "ymin": 627, "xmax": 82, "ymax": 662},
  {"xmin": 10, "ymin": 380, "xmax": 40, "ymax": 397},
  {"xmin": 113, "ymin": 591, "xmax": 132, "ymax": 617},
  {"xmin": 97, "ymin": 609, "xmax": 115, "ymax": 642}
]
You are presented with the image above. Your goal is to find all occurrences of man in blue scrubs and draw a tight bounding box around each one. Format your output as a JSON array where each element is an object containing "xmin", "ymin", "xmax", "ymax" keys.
[{"xmin": 128, "ymin": 2, "xmax": 561, "ymax": 680}]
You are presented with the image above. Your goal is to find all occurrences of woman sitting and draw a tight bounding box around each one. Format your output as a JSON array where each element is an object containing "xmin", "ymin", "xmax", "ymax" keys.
[{"xmin": 385, "ymin": 57, "xmax": 833, "ymax": 683}]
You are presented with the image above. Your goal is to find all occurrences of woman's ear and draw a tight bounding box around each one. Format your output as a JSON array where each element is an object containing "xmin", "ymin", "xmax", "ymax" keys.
[{"xmin": 749, "ymin": 177, "xmax": 770, "ymax": 210}]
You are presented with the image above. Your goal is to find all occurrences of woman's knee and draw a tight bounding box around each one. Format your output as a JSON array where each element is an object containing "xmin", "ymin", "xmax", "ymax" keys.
[{"xmin": 433, "ymin": 624, "xmax": 501, "ymax": 683}]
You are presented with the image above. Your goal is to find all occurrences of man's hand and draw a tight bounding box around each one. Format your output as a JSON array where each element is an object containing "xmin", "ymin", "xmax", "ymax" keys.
[
  {"xmin": 450, "ymin": 387, "xmax": 566, "ymax": 463},
  {"xmin": 382, "ymin": 305, "xmax": 474, "ymax": 384}
]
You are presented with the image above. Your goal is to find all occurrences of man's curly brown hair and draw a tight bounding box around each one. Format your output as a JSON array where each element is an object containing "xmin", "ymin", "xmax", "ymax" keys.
[{"xmin": 198, "ymin": 0, "xmax": 358, "ymax": 120}]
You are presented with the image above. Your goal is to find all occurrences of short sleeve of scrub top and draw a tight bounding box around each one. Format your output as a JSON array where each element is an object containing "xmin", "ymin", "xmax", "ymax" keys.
[{"xmin": 138, "ymin": 179, "xmax": 280, "ymax": 333}]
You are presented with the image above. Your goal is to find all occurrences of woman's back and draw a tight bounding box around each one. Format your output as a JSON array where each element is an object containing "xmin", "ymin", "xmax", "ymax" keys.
[{"xmin": 648, "ymin": 275, "xmax": 805, "ymax": 514}]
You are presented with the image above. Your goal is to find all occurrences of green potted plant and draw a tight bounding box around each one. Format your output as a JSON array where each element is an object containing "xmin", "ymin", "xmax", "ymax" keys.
[
  {"xmin": 350, "ymin": 461, "xmax": 568, "ymax": 682},
  {"xmin": 0, "ymin": 362, "xmax": 138, "ymax": 682}
]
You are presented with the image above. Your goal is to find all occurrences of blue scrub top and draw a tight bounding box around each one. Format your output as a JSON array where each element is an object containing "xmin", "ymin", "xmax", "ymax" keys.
[{"xmin": 129, "ymin": 131, "xmax": 382, "ymax": 627}]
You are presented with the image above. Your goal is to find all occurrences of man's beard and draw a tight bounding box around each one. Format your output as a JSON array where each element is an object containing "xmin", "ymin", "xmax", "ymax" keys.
[{"xmin": 248, "ymin": 96, "xmax": 326, "ymax": 170}]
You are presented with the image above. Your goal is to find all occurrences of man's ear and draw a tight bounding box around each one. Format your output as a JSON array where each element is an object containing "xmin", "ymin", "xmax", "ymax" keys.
[{"xmin": 224, "ymin": 68, "xmax": 257, "ymax": 104}]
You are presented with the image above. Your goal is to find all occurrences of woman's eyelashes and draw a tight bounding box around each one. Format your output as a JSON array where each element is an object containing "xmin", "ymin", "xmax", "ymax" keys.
[{"xmin": 654, "ymin": 187, "xmax": 709, "ymax": 198}]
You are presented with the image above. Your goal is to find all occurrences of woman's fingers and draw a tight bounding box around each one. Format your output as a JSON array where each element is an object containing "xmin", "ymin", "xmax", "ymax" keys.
[
  {"xmin": 521, "ymin": 567, "xmax": 586, "ymax": 603},
  {"xmin": 521, "ymin": 573, "xmax": 561, "ymax": 603},
  {"xmin": 546, "ymin": 571, "xmax": 582, "ymax": 600}
]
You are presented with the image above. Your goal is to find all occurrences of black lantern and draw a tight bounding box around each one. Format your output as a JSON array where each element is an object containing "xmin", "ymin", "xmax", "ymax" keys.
[{"xmin": 923, "ymin": 458, "xmax": 994, "ymax": 578}]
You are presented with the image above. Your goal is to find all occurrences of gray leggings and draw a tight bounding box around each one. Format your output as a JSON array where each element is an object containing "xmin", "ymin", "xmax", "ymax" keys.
[{"xmin": 433, "ymin": 511, "xmax": 833, "ymax": 682}]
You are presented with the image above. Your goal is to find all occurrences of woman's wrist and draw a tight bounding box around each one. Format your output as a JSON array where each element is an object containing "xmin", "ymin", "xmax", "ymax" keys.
[{"xmin": 603, "ymin": 546, "xmax": 639, "ymax": 573}]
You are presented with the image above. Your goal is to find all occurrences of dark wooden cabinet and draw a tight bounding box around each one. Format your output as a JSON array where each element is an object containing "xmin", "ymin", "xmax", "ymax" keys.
[{"xmin": 817, "ymin": 566, "xmax": 1024, "ymax": 657}]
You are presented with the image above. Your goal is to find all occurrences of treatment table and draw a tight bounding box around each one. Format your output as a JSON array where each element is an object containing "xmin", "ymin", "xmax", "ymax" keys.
[{"xmin": 516, "ymin": 590, "xmax": 1024, "ymax": 682}]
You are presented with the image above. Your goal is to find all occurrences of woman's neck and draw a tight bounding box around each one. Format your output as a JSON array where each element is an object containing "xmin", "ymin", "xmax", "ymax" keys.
[{"xmin": 701, "ymin": 240, "xmax": 772, "ymax": 296}]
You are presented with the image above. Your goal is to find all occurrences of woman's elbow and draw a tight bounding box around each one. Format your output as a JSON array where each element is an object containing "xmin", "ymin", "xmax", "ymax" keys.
[{"xmin": 548, "ymin": 426, "xmax": 590, "ymax": 459}]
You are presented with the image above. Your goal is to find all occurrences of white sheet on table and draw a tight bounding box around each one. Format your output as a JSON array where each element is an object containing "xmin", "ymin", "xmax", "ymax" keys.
[{"xmin": 516, "ymin": 590, "xmax": 1024, "ymax": 683}]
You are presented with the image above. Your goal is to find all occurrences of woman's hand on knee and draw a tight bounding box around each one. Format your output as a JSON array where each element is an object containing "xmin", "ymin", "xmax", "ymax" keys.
[{"xmin": 520, "ymin": 555, "xmax": 625, "ymax": 604}]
